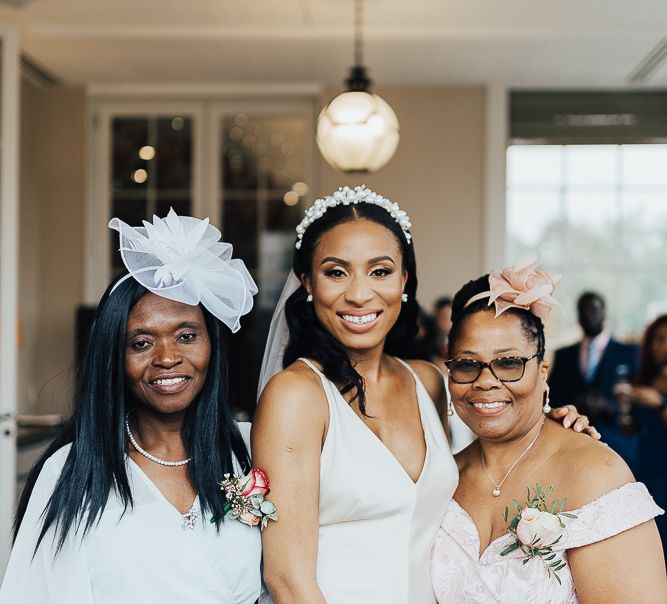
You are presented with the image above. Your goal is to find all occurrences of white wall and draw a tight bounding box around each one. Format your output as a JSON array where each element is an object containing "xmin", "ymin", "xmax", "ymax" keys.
[
  {"xmin": 19, "ymin": 81, "xmax": 85, "ymax": 415},
  {"xmin": 18, "ymin": 78, "xmax": 42, "ymax": 415}
]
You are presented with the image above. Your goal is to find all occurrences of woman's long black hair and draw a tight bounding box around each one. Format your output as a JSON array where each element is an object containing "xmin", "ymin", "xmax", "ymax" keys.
[
  {"xmin": 283, "ymin": 201, "xmax": 419, "ymax": 415},
  {"xmin": 14, "ymin": 274, "xmax": 250, "ymax": 554}
]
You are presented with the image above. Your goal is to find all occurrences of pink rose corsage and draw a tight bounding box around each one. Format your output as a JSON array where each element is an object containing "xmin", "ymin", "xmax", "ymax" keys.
[
  {"xmin": 501, "ymin": 484, "xmax": 576, "ymax": 584},
  {"xmin": 219, "ymin": 468, "xmax": 278, "ymax": 529}
]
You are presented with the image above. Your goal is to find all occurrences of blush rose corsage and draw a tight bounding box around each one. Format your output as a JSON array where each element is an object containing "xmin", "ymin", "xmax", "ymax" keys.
[
  {"xmin": 216, "ymin": 468, "xmax": 278, "ymax": 529},
  {"xmin": 500, "ymin": 483, "xmax": 577, "ymax": 584}
]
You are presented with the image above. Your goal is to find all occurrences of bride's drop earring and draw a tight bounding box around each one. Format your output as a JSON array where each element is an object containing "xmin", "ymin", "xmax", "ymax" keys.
[{"xmin": 543, "ymin": 385, "xmax": 551, "ymax": 414}]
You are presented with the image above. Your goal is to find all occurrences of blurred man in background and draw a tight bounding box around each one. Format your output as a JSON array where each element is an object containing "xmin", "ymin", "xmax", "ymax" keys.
[{"xmin": 549, "ymin": 291, "xmax": 639, "ymax": 470}]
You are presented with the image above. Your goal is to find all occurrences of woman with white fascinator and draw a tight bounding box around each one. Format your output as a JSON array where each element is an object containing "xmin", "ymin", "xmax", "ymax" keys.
[
  {"xmin": 0, "ymin": 210, "xmax": 275, "ymax": 604},
  {"xmin": 252, "ymin": 186, "xmax": 597, "ymax": 604}
]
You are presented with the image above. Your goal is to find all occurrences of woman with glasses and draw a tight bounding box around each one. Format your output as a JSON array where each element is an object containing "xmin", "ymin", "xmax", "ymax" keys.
[
  {"xmin": 431, "ymin": 257, "xmax": 666, "ymax": 603},
  {"xmin": 253, "ymin": 186, "xmax": 596, "ymax": 604}
]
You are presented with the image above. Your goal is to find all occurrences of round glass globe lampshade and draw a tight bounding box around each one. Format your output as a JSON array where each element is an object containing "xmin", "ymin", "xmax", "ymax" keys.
[{"xmin": 316, "ymin": 90, "xmax": 400, "ymax": 173}]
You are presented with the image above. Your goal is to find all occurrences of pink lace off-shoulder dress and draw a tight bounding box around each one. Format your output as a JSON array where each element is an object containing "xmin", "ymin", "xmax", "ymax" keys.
[{"xmin": 430, "ymin": 482, "xmax": 663, "ymax": 603}]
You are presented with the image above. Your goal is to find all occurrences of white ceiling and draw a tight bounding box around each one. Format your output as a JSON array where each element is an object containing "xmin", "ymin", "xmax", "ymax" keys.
[{"xmin": 1, "ymin": 0, "xmax": 667, "ymax": 87}]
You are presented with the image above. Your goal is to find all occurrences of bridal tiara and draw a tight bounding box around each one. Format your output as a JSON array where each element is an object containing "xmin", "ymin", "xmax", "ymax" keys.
[{"xmin": 294, "ymin": 185, "xmax": 412, "ymax": 250}]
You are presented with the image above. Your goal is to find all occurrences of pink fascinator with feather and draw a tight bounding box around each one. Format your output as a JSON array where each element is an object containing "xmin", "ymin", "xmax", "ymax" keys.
[{"xmin": 465, "ymin": 252, "xmax": 560, "ymax": 322}]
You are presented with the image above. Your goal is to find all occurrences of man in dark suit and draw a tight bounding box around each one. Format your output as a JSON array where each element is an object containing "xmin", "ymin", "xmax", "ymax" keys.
[{"xmin": 549, "ymin": 292, "xmax": 639, "ymax": 470}]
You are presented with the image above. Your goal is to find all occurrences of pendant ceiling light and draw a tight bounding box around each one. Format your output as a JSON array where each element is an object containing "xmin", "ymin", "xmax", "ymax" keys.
[{"xmin": 316, "ymin": 0, "xmax": 400, "ymax": 174}]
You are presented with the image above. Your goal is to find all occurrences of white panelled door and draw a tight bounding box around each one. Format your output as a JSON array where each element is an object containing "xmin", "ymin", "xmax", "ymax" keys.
[{"xmin": 0, "ymin": 25, "xmax": 21, "ymax": 576}]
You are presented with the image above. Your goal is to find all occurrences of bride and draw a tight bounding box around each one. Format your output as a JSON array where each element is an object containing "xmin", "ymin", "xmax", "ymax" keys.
[{"xmin": 252, "ymin": 186, "xmax": 596, "ymax": 603}]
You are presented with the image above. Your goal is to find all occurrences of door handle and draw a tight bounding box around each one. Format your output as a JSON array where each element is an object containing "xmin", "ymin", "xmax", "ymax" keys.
[{"xmin": 0, "ymin": 412, "xmax": 14, "ymax": 437}]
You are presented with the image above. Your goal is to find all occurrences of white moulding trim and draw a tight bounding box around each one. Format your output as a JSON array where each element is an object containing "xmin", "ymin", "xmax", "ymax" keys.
[{"xmin": 86, "ymin": 82, "xmax": 323, "ymax": 99}]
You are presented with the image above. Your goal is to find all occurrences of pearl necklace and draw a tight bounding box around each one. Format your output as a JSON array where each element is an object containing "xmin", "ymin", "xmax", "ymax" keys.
[
  {"xmin": 125, "ymin": 412, "xmax": 191, "ymax": 467},
  {"xmin": 481, "ymin": 420, "xmax": 544, "ymax": 497}
]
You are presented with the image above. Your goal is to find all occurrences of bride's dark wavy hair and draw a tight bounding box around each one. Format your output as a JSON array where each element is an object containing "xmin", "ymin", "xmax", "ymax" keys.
[
  {"xmin": 283, "ymin": 201, "xmax": 419, "ymax": 415},
  {"xmin": 14, "ymin": 273, "xmax": 250, "ymax": 555}
]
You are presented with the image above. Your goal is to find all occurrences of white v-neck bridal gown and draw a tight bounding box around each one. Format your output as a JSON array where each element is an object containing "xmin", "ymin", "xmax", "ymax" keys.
[
  {"xmin": 0, "ymin": 423, "xmax": 261, "ymax": 604},
  {"xmin": 265, "ymin": 358, "xmax": 458, "ymax": 604}
]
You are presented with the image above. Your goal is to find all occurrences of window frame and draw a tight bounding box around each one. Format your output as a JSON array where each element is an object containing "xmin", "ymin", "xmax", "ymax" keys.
[{"xmin": 85, "ymin": 92, "xmax": 316, "ymax": 304}]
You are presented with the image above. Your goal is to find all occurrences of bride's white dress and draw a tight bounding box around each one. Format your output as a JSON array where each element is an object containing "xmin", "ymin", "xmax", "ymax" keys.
[
  {"xmin": 431, "ymin": 482, "xmax": 664, "ymax": 603},
  {"xmin": 273, "ymin": 358, "xmax": 458, "ymax": 604},
  {"xmin": 0, "ymin": 423, "xmax": 261, "ymax": 604}
]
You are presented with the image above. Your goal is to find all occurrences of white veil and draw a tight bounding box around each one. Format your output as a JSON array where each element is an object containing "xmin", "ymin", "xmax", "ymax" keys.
[{"xmin": 257, "ymin": 271, "xmax": 302, "ymax": 399}]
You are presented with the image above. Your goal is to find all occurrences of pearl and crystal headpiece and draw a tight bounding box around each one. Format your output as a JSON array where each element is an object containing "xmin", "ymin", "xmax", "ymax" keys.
[
  {"xmin": 109, "ymin": 208, "xmax": 258, "ymax": 333},
  {"xmin": 294, "ymin": 185, "xmax": 412, "ymax": 250}
]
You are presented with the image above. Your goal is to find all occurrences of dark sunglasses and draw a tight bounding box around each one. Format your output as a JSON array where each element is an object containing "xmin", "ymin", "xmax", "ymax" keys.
[{"xmin": 444, "ymin": 353, "xmax": 540, "ymax": 384}]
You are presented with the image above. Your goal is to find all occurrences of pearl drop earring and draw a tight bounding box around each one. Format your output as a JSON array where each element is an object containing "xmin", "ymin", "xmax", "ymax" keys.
[
  {"xmin": 543, "ymin": 384, "xmax": 552, "ymax": 414},
  {"xmin": 306, "ymin": 294, "xmax": 313, "ymax": 303},
  {"xmin": 401, "ymin": 293, "xmax": 408, "ymax": 303}
]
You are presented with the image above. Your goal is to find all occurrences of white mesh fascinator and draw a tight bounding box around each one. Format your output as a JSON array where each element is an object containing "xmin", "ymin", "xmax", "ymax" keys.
[{"xmin": 109, "ymin": 209, "xmax": 258, "ymax": 333}]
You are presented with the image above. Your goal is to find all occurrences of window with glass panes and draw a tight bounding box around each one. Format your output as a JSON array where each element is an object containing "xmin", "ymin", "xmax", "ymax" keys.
[
  {"xmin": 507, "ymin": 91, "xmax": 667, "ymax": 345},
  {"xmin": 507, "ymin": 144, "xmax": 667, "ymax": 345},
  {"xmin": 110, "ymin": 115, "xmax": 193, "ymax": 273}
]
